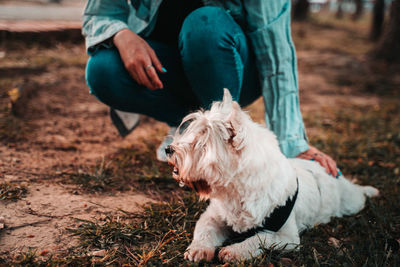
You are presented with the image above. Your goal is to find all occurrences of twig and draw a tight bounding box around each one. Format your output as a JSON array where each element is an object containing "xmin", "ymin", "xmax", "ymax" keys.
[
  {"xmin": 6, "ymin": 219, "xmax": 52, "ymax": 230},
  {"xmin": 87, "ymin": 200, "xmax": 108, "ymax": 209},
  {"xmin": 23, "ymin": 207, "xmax": 73, "ymax": 219},
  {"xmin": 88, "ymin": 200, "xmax": 137, "ymax": 216},
  {"xmin": 124, "ymin": 245, "xmax": 140, "ymax": 264}
]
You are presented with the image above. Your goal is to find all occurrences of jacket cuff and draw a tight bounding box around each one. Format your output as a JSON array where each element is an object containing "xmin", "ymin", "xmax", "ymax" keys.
[
  {"xmin": 279, "ymin": 138, "xmax": 309, "ymax": 158},
  {"xmin": 83, "ymin": 17, "xmax": 129, "ymax": 54}
]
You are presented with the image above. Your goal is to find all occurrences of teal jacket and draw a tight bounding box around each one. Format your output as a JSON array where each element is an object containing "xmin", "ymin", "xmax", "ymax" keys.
[{"xmin": 82, "ymin": 0, "xmax": 309, "ymax": 158}]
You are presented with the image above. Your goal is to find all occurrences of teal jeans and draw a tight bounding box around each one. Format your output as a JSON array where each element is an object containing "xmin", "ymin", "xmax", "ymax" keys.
[{"xmin": 86, "ymin": 6, "xmax": 261, "ymax": 127}]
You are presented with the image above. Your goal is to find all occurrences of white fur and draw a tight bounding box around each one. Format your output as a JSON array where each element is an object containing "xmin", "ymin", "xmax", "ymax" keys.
[{"xmin": 167, "ymin": 89, "xmax": 379, "ymax": 262}]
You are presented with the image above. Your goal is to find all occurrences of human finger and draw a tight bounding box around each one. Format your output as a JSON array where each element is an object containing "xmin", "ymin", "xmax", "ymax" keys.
[
  {"xmin": 122, "ymin": 53, "xmax": 148, "ymax": 87},
  {"xmin": 137, "ymin": 66, "xmax": 157, "ymax": 90},
  {"xmin": 325, "ymin": 155, "xmax": 338, "ymax": 177},
  {"xmin": 298, "ymin": 153, "xmax": 314, "ymax": 160},
  {"xmin": 317, "ymin": 154, "xmax": 337, "ymax": 177},
  {"xmin": 127, "ymin": 67, "xmax": 144, "ymax": 87},
  {"xmin": 148, "ymin": 47, "xmax": 166, "ymax": 74},
  {"xmin": 145, "ymin": 65, "xmax": 163, "ymax": 89},
  {"xmin": 318, "ymin": 152, "xmax": 337, "ymax": 176},
  {"xmin": 317, "ymin": 155, "xmax": 331, "ymax": 175},
  {"xmin": 297, "ymin": 149, "xmax": 317, "ymax": 161}
]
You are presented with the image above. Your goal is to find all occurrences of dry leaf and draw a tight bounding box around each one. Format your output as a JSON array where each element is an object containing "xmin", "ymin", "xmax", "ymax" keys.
[{"xmin": 90, "ymin": 250, "xmax": 106, "ymax": 257}]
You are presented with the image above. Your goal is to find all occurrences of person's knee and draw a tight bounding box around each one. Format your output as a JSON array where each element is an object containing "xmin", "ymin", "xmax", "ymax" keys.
[
  {"xmin": 180, "ymin": 6, "xmax": 238, "ymax": 49},
  {"xmin": 85, "ymin": 49, "xmax": 120, "ymax": 100}
]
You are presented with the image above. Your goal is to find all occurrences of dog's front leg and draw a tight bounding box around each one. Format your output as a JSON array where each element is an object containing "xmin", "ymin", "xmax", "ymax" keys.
[
  {"xmin": 185, "ymin": 204, "xmax": 229, "ymax": 262},
  {"xmin": 218, "ymin": 215, "xmax": 300, "ymax": 262}
]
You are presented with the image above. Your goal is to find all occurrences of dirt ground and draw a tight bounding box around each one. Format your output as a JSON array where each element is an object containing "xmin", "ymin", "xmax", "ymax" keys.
[{"xmin": 0, "ymin": 16, "xmax": 395, "ymax": 256}]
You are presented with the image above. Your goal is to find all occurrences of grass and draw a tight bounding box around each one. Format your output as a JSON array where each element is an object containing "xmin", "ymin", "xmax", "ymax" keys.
[
  {"xmin": 1, "ymin": 93, "xmax": 399, "ymax": 266},
  {"xmin": 61, "ymin": 138, "xmax": 173, "ymax": 194},
  {"xmin": 68, "ymin": 192, "xmax": 205, "ymax": 266},
  {"xmin": 61, "ymin": 157, "xmax": 116, "ymax": 193},
  {"xmin": 0, "ymin": 182, "xmax": 28, "ymax": 201}
]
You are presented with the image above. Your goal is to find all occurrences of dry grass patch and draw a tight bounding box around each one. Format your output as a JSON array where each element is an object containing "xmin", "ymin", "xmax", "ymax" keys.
[{"xmin": 0, "ymin": 182, "xmax": 28, "ymax": 201}]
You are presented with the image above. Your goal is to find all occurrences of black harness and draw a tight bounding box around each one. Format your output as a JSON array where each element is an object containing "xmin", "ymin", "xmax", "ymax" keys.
[{"xmin": 229, "ymin": 178, "xmax": 299, "ymax": 244}]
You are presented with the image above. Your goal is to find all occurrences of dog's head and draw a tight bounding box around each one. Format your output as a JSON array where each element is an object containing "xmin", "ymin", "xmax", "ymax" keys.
[{"xmin": 166, "ymin": 89, "xmax": 251, "ymax": 199}]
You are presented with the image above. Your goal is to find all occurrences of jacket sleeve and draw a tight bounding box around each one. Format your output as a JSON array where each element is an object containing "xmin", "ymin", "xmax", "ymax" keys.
[
  {"xmin": 82, "ymin": 0, "xmax": 131, "ymax": 53},
  {"xmin": 243, "ymin": 0, "xmax": 309, "ymax": 158}
]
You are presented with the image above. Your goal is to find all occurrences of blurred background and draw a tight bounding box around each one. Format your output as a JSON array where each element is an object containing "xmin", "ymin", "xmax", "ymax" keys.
[{"xmin": 292, "ymin": 0, "xmax": 399, "ymax": 62}]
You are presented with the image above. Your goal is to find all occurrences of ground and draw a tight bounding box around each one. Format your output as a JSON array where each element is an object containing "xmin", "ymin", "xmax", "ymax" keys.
[{"xmin": 0, "ymin": 14, "xmax": 399, "ymax": 266}]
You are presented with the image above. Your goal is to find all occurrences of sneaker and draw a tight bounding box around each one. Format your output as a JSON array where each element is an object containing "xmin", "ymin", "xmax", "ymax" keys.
[
  {"xmin": 156, "ymin": 127, "xmax": 177, "ymax": 162},
  {"xmin": 110, "ymin": 108, "xmax": 140, "ymax": 137}
]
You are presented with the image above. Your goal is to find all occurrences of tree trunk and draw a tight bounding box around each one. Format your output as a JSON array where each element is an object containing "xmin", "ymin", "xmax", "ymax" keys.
[
  {"xmin": 373, "ymin": 1, "xmax": 400, "ymax": 63},
  {"xmin": 352, "ymin": 0, "xmax": 364, "ymax": 20},
  {"xmin": 370, "ymin": 0, "xmax": 385, "ymax": 41},
  {"xmin": 336, "ymin": 0, "xmax": 344, "ymax": 18},
  {"xmin": 293, "ymin": 0, "xmax": 310, "ymax": 21}
]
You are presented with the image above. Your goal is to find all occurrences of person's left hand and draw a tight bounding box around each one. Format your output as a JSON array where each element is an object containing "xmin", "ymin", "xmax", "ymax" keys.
[{"xmin": 296, "ymin": 145, "xmax": 340, "ymax": 178}]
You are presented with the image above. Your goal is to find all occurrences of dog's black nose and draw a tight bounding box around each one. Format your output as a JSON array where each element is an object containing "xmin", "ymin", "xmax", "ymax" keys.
[{"xmin": 165, "ymin": 145, "xmax": 174, "ymax": 156}]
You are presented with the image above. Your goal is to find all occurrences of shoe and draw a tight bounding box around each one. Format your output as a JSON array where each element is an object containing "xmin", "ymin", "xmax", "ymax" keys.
[
  {"xmin": 157, "ymin": 127, "xmax": 177, "ymax": 162},
  {"xmin": 110, "ymin": 108, "xmax": 140, "ymax": 137}
]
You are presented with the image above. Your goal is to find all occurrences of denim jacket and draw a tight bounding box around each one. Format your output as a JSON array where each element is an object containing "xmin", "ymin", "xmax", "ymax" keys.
[{"xmin": 82, "ymin": 0, "xmax": 309, "ymax": 158}]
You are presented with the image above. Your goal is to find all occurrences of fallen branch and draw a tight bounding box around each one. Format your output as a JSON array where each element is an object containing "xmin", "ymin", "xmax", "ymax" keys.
[{"xmin": 6, "ymin": 219, "xmax": 52, "ymax": 231}]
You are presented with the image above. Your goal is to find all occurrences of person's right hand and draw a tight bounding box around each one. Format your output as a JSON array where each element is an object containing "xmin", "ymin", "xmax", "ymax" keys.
[{"xmin": 113, "ymin": 29, "xmax": 165, "ymax": 90}]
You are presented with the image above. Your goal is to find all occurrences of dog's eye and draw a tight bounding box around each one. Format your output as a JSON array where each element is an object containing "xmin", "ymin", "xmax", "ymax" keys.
[{"xmin": 178, "ymin": 119, "xmax": 194, "ymax": 135}]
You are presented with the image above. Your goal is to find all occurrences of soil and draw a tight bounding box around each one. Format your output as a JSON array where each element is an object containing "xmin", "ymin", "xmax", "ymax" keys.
[{"xmin": 0, "ymin": 18, "xmax": 388, "ymax": 255}]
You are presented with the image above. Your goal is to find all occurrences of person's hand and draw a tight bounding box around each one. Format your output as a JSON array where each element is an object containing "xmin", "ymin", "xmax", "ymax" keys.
[
  {"xmin": 297, "ymin": 145, "xmax": 340, "ymax": 178},
  {"xmin": 113, "ymin": 29, "xmax": 165, "ymax": 90}
]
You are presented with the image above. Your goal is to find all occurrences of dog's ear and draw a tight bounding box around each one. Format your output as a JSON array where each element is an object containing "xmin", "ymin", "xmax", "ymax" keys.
[
  {"xmin": 225, "ymin": 98, "xmax": 245, "ymax": 150},
  {"xmin": 220, "ymin": 88, "xmax": 233, "ymax": 115},
  {"xmin": 216, "ymin": 89, "xmax": 245, "ymax": 150}
]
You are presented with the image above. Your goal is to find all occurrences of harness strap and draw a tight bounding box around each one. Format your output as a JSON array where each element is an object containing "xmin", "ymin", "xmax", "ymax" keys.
[{"xmin": 229, "ymin": 177, "xmax": 299, "ymax": 243}]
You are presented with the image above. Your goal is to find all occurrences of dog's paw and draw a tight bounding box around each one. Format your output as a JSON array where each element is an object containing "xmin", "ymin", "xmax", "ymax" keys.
[
  {"xmin": 218, "ymin": 244, "xmax": 256, "ymax": 262},
  {"xmin": 184, "ymin": 244, "xmax": 215, "ymax": 262}
]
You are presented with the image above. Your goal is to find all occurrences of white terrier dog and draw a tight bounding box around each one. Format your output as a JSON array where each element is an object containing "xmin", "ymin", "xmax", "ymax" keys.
[{"xmin": 166, "ymin": 89, "xmax": 379, "ymax": 262}]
